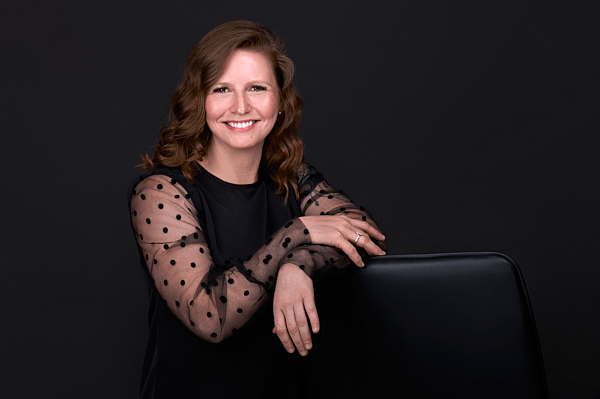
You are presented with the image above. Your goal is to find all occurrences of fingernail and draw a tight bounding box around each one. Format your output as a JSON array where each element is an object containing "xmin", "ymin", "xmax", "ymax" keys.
[
  {"xmin": 306, "ymin": 344, "xmax": 312, "ymax": 350},
  {"xmin": 300, "ymin": 351, "xmax": 307, "ymax": 356},
  {"xmin": 287, "ymin": 348, "xmax": 294, "ymax": 353}
]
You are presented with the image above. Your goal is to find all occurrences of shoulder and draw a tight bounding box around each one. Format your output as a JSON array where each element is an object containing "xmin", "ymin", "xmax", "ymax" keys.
[
  {"xmin": 128, "ymin": 167, "xmax": 203, "ymax": 211},
  {"xmin": 130, "ymin": 174, "xmax": 191, "ymax": 209},
  {"xmin": 295, "ymin": 163, "xmax": 325, "ymax": 187},
  {"xmin": 129, "ymin": 167, "xmax": 203, "ymax": 199},
  {"xmin": 294, "ymin": 163, "xmax": 328, "ymax": 203},
  {"xmin": 129, "ymin": 167, "xmax": 185, "ymax": 190},
  {"xmin": 133, "ymin": 174, "xmax": 180, "ymax": 193}
]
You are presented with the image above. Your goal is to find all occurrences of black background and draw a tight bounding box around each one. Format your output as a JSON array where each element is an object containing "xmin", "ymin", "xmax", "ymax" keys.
[{"xmin": 1, "ymin": 1, "xmax": 598, "ymax": 398}]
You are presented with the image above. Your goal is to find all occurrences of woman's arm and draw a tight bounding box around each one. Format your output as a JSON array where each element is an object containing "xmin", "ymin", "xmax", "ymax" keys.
[
  {"xmin": 130, "ymin": 174, "xmax": 312, "ymax": 343},
  {"xmin": 280, "ymin": 164, "xmax": 387, "ymax": 279},
  {"xmin": 272, "ymin": 164, "xmax": 387, "ymax": 355}
]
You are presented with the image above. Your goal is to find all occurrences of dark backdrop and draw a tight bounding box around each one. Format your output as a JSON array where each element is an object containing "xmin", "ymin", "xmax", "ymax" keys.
[{"xmin": 1, "ymin": 1, "xmax": 598, "ymax": 398}]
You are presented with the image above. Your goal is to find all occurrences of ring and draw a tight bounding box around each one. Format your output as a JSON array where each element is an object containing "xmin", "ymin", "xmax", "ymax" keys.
[{"xmin": 355, "ymin": 231, "xmax": 363, "ymax": 244}]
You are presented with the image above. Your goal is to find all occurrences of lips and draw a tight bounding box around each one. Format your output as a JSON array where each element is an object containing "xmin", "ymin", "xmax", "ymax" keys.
[{"xmin": 226, "ymin": 120, "xmax": 256, "ymax": 128}]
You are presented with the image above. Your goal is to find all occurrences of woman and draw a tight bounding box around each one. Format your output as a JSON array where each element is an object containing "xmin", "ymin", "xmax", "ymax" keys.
[{"xmin": 128, "ymin": 20, "xmax": 386, "ymax": 398}]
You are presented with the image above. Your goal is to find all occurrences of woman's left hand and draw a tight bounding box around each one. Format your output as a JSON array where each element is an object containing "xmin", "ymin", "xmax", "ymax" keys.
[
  {"xmin": 300, "ymin": 215, "xmax": 386, "ymax": 267},
  {"xmin": 272, "ymin": 263, "xmax": 320, "ymax": 356}
]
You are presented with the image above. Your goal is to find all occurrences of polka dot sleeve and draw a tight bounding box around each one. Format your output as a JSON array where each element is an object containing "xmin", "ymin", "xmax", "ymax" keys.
[
  {"xmin": 130, "ymin": 174, "xmax": 311, "ymax": 342},
  {"xmin": 280, "ymin": 164, "xmax": 387, "ymax": 279}
]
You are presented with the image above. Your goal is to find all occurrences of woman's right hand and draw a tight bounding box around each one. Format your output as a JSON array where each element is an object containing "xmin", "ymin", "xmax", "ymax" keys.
[
  {"xmin": 299, "ymin": 215, "xmax": 386, "ymax": 267},
  {"xmin": 273, "ymin": 263, "xmax": 319, "ymax": 356}
]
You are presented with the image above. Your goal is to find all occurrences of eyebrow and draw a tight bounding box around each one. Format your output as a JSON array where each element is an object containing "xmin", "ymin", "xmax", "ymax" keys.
[{"xmin": 213, "ymin": 80, "xmax": 274, "ymax": 87}]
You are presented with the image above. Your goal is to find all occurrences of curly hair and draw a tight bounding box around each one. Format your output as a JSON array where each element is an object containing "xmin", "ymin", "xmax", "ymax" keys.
[{"xmin": 141, "ymin": 20, "xmax": 305, "ymax": 201}]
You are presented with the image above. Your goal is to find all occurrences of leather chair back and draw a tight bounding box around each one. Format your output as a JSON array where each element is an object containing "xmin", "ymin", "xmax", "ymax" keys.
[{"xmin": 298, "ymin": 253, "xmax": 548, "ymax": 399}]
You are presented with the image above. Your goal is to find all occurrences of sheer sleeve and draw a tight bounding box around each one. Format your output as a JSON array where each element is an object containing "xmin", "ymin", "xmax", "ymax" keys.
[
  {"xmin": 130, "ymin": 174, "xmax": 312, "ymax": 343},
  {"xmin": 279, "ymin": 164, "xmax": 387, "ymax": 279}
]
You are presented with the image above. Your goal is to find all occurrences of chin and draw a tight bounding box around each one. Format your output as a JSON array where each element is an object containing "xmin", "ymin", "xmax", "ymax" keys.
[{"xmin": 225, "ymin": 138, "xmax": 266, "ymax": 151}]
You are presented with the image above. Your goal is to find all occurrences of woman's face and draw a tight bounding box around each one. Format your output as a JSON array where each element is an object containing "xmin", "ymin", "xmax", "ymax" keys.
[{"xmin": 205, "ymin": 50, "xmax": 279, "ymax": 154}]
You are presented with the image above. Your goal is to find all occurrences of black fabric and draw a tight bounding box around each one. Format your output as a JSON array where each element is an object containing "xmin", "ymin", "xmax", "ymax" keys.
[
  {"xmin": 130, "ymin": 167, "xmax": 301, "ymax": 399},
  {"xmin": 193, "ymin": 164, "xmax": 300, "ymax": 263},
  {"xmin": 127, "ymin": 163, "xmax": 384, "ymax": 398}
]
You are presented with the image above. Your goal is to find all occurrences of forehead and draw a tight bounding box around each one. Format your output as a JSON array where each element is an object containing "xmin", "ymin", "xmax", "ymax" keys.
[{"xmin": 218, "ymin": 50, "xmax": 276, "ymax": 82}]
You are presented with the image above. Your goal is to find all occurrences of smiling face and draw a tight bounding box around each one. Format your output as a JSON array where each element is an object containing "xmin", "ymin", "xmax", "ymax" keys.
[{"xmin": 204, "ymin": 50, "xmax": 280, "ymax": 157}]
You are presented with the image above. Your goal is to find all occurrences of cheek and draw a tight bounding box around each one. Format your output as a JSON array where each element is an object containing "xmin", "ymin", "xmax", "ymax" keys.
[
  {"xmin": 204, "ymin": 98, "xmax": 223, "ymax": 124},
  {"xmin": 261, "ymin": 93, "xmax": 279, "ymax": 118}
]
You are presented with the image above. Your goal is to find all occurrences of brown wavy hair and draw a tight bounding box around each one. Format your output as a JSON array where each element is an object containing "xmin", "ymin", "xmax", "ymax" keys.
[{"xmin": 141, "ymin": 20, "xmax": 305, "ymax": 200}]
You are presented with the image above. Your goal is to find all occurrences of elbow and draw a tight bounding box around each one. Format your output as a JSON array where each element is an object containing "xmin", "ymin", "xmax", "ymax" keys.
[
  {"xmin": 201, "ymin": 329, "xmax": 233, "ymax": 344},
  {"xmin": 210, "ymin": 334, "xmax": 229, "ymax": 344},
  {"xmin": 189, "ymin": 322, "xmax": 234, "ymax": 343}
]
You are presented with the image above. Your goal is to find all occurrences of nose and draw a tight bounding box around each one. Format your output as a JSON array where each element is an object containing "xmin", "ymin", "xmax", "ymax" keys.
[{"xmin": 230, "ymin": 91, "xmax": 251, "ymax": 115}]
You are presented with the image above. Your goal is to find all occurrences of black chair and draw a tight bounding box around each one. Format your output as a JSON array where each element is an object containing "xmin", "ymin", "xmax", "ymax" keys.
[{"xmin": 298, "ymin": 252, "xmax": 548, "ymax": 399}]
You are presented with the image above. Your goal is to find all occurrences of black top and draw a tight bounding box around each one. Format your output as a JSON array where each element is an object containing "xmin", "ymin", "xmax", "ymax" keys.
[{"xmin": 127, "ymin": 163, "xmax": 385, "ymax": 398}]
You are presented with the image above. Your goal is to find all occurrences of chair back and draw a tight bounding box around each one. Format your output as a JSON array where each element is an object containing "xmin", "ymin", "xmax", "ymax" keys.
[{"xmin": 298, "ymin": 253, "xmax": 548, "ymax": 399}]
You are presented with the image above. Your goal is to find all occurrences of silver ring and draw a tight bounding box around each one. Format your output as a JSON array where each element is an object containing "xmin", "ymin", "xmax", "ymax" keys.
[{"xmin": 355, "ymin": 231, "xmax": 363, "ymax": 244}]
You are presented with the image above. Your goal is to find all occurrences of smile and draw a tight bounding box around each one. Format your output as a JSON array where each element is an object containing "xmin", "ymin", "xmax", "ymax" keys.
[{"xmin": 226, "ymin": 120, "xmax": 256, "ymax": 128}]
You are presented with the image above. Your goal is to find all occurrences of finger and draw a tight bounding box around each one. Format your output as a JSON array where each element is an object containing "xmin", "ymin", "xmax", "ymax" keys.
[
  {"xmin": 274, "ymin": 311, "xmax": 295, "ymax": 353},
  {"xmin": 345, "ymin": 224, "xmax": 386, "ymax": 256},
  {"xmin": 284, "ymin": 309, "xmax": 307, "ymax": 356},
  {"xmin": 333, "ymin": 216, "xmax": 386, "ymax": 255},
  {"xmin": 338, "ymin": 216, "xmax": 385, "ymax": 240},
  {"xmin": 354, "ymin": 232, "xmax": 386, "ymax": 256},
  {"xmin": 294, "ymin": 303, "xmax": 313, "ymax": 352},
  {"xmin": 376, "ymin": 238, "xmax": 388, "ymax": 252},
  {"xmin": 343, "ymin": 228, "xmax": 381, "ymax": 257},
  {"xmin": 346, "ymin": 218, "xmax": 386, "ymax": 242},
  {"xmin": 337, "ymin": 239, "xmax": 364, "ymax": 267},
  {"xmin": 304, "ymin": 294, "xmax": 320, "ymax": 334}
]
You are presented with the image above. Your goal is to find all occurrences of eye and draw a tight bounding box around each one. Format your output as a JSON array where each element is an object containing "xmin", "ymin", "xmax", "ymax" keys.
[
  {"xmin": 250, "ymin": 85, "xmax": 267, "ymax": 92},
  {"xmin": 212, "ymin": 86, "xmax": 228, "ymax": 93}
]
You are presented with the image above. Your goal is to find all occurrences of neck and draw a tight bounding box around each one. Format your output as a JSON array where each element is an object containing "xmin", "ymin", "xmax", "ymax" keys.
[{"xmin": 199, "ymin": 144, "xmax": 263, "ymax": 185}]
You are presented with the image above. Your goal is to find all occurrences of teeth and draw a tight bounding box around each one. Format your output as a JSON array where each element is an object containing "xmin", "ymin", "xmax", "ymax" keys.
[{"xmin": 227, "ymin": 121, "xmax": 255, "ymax": 128}]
